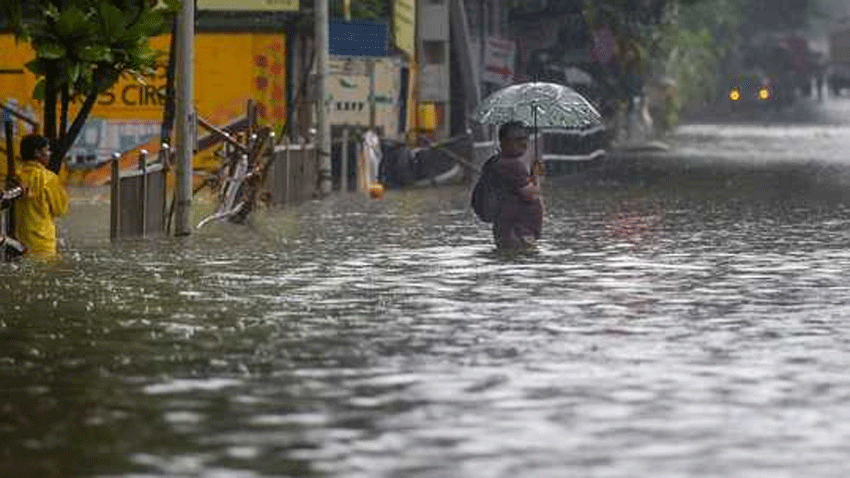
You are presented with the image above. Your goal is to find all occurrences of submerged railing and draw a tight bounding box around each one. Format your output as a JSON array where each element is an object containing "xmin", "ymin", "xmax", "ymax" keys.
[{"xmin": 110, "ymin": 148, "xmax": 170, "ymax": 240}]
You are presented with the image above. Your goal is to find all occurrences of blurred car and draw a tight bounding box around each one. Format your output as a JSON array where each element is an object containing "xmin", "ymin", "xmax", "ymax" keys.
[
  {"xmin": 725, "ymin": 69, "xmax": 791, "ymax": 109},
  {"xmin": 727, "ymin": 70, "xmax": 774, "ymax": 106}
]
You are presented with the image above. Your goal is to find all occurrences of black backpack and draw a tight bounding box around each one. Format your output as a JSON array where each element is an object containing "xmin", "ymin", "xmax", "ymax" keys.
[{"xmin": 471, "ymin": 154, "xmax": 501, "ymax": 223}]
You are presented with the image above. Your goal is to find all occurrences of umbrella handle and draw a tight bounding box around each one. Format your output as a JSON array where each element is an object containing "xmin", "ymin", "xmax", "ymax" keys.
[
  {"xmin": 531, "ymin": 102, "xmax": 543, "ymax": 180},
  {"xmin": 531, "ymin": 101, "xmax": 538, "ymax": 178},
  {"xmin": 532, "ymin": 159, "xmax": 544, "ymax": 178}
]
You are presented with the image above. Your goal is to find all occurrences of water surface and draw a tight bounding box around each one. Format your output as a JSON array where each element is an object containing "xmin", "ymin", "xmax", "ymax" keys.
[{"xmin": 4, "ymin": 99, "xmax": 850, "ymax": 477}]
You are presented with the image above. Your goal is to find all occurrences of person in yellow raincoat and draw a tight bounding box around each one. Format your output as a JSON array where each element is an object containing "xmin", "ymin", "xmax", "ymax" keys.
[{"xmin": 13, "ymin": 134, "xmax": 68, "ymax": 256}]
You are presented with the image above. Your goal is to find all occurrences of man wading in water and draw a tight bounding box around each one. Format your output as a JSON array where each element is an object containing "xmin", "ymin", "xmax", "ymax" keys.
[
  {"xmin": 13, "ymin": 135, "xmax": 68, "ymax": 257},
  {"xmin": 491, "ymin": 121, "xmax": 544, "ymax": 250}
]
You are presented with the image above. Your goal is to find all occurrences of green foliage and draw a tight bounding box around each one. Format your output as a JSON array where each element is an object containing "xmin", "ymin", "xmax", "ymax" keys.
[
  {"xmin": 658, "ymin": 0, "xmax": 744, "ymax": 112},
  {"xmin": 582, "ymin": 0, "xmax": 747, "ymax": 115},
  {"xmin": 6, "ymin": 0, "xmax": 174, "ymax": 101},
  {"xmin": 4, "ymin": 0, "xmax": 176, "ymax": 169},
  {"xmin": 0, "ymin": 0, "xmax": 22, "ymax": 31}
]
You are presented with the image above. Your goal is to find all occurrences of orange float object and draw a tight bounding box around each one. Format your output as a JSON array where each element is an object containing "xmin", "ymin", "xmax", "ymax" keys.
[{"xmin": 368, "ymin": 183, "xmax": 385, "ymax": 199}]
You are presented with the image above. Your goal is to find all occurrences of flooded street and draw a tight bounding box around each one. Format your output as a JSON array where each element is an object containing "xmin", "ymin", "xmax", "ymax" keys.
[{"xmin": 6, "ymin": 97, "xmax": 850, "ymax": 477}]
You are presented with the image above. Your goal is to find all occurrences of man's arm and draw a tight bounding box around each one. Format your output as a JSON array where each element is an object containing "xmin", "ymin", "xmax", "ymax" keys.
[
  {"xmin": 517, "ymin": 160, "xmax": 542, "ymax": 201},
  {"xmin": 496, "ymin": 158, "xmax": 542, "ymax": 202},
  {"xmin": 45, "ymin": 173, "xmax": 68, "ymax": 217}
]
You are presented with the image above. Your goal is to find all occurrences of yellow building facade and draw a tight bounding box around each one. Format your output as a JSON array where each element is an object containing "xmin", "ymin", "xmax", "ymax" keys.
[{"xmin": 1, "ymin": 32, "xmax": 287, "ymax": 185}]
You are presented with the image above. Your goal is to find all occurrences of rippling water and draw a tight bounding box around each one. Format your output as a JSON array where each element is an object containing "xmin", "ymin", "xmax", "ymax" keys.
[{"xmin": 5, "ymin": 101, "xmax": 850, "ymax": 477}]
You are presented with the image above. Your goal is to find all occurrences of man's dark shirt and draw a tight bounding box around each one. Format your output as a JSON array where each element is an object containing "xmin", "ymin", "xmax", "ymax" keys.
[{"xmin": 491, "ymin": 155, "xmax": 543, "ymax": 248}]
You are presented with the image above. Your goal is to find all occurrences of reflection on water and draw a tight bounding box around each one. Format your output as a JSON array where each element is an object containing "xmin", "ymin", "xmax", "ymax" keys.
[{"xmin": 5, "ymin": 114, "xmax": 850, "ymax": 477}]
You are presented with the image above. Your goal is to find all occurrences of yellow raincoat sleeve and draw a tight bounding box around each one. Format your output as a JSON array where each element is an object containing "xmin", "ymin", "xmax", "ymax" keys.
[{"xmin": 43, "ymin": 171, "xmax": 68, "ymax": 218}]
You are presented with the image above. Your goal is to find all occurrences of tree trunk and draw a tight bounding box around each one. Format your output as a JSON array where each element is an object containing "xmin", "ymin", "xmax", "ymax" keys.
[
  {"xmin": 160, "ymin": 17, "xmax": 177, "ymax": 145},
  {"xmin": 59, "ymin": 84, "xmax": 69, "ymax": 146},
  {"xmin": 43, "ymin": 61, "xmax": 58, "ymax": 143},
  {"xmin": 284, "ymin": 46, "xmax": 316, "ymax": 140},
  {"xmin": 49, "ymin": 88, "xmax": 97, "ymax": 174}
]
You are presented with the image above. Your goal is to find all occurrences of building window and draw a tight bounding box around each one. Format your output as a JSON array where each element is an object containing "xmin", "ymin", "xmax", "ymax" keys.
[{"xmin": 422, "ymin": 41, "xmax": 445, "ymax": 65}]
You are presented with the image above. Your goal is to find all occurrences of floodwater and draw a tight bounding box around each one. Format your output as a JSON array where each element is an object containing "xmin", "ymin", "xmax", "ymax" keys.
[{"xmin": 5, "ymin": 98, "xmax": 850, "ymax": 478}]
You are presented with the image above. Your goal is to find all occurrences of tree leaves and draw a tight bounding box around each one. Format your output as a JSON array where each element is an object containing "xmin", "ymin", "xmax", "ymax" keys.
[
  {"xmin": 0, "ymin": 0, "xmax": 24, "ymax": 35},
  {"xmin": 6, "ymin": 0, "xmax": 173, "ymax": 165},
  {"xmin": 162, "ymin": 0, "xmax": 181, "ymax": 12},
  {"xmin": 32, "ymin": 79, "xmax": 46, "ymax": 101},
  {"xmin": 8, "ymin": 0, "xmax": 171, "ymax": 98},
  {"xmin": 8, "ymin": 0, "xmax": 170, "ymax": 87},
  {"xmin": 54, "ymin": 5, "xmax": 95, "ymax": 39},
  {"xmin": 78, "ymin": 45, "xmax": 113, "ymax": 63},
  {"xmin": 65, "ymin": 61, "xmax": 82, "ymax": 85},
  {"xmin": 24, "ymin": 58, "xmax": 47, "ymax": 75},
  {"xmin": 36, "ymin": 42, "xmax": 66, "ymax": 59},
  {"xmin": 98, "ymin": 2, "xmax": 126, "ymax": 41}
]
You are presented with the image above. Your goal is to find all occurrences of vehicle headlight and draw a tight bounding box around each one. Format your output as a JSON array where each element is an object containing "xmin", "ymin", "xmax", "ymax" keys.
[
  {"xmin": 758, "ymin": 87, "xmax": 770, "ymax": 100},
  {"xmin": 729, "ymin": 88, "xmax": 741, "ymax": 101}
]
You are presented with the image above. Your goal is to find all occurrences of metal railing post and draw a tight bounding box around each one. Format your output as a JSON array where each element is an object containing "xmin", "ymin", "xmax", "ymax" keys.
[
  {"xmin": 4, "ymin": 120, "xmax": 15, "ymax": 251},
  {"xmin": 110, "ymin": 152, "xmax": 121, "ymax": 241},
  {"xmin": 285, "ymin": 137, "xmax": 291, "ymax": 204},
  {"xmin": 341, "ymin": 127, "xmax": 349, "ymax": 192},
  {"xmin": 138, "ymin": 149, "xmax": 148, "ymax": 237},
  {"xmin": 159, "ymin": 143, "xmax": 170, "ymax": 234}
]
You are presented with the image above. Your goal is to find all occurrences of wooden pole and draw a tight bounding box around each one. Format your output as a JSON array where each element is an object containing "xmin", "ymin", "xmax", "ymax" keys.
[
  {"xmin": 173, "ymin": 0, "xmax": 194, "ymax": 236},
  {"xmin": 110, "ymin": 153, "xmax": 120, "ymax": 241},
  {"xmin": 316, "ymin": 0, "xmax": 332, "ymax": 196},
  {"xmin": 197, "ymin": 116, "xmax": 250, "ymax": 154},
  {"xmin": 368, "ymin": 59, "xmax": 376, "ymax": 129},
  {"xmin": 341, "ymin": 127, "xmax": 349, "ymax": 192},
  {"xmin": 160, "ymin": 143, "xmax": 169, "ymax": 234},
  {"xmin": 139, "ymin": 149, "xmax": 148, "ymax": 238},
  {"xmin": 3, "ymin": 120, "xmax": 15, "ymax": 261},
  {"xmin": 4, "ymin": 120, "xmax": 13, "ymax": 181},
  {"xmin": 285, "ymin": 137, "xmax": 291, "ymax": 203}
]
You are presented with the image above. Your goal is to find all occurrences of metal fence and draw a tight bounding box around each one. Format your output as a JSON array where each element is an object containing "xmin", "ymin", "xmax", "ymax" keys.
[
  {"xmin": 266, "ymin": 140, "xmax": 319, "ymax": 206},
  {"xmin": 110, "ymin": 149, "xmax": 168, "ymax": 240}
]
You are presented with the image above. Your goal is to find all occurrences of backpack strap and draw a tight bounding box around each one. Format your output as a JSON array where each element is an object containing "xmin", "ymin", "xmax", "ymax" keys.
[{"xmin": 480, "ymin": 153, "xmax": 499, "ymax": 177}]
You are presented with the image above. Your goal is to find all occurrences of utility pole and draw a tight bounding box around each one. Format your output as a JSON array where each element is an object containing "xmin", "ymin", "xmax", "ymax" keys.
[
  {"xmin": 316, "ymin": 0, "xmax": 332, "ymax": 196},
  {"xmin": 479, "ymin": 0, "xmax": 485, "ymax": 81},
  {"xmin": 174, "ymin": 0, "xmax": 194, "ymax": 235}
]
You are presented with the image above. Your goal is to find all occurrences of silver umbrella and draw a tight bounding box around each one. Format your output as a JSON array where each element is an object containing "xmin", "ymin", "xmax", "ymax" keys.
[
  {"xmin": 475, "ymin": 81, "xmax": 603, "ymax": 132},
  {"xmin": 474, "ymin": 82, "xmax": 604, "ymax": 171}
]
